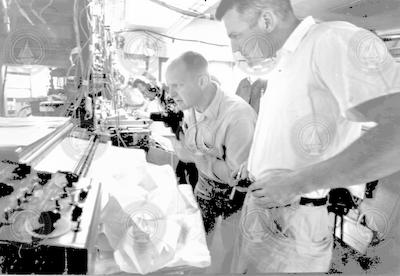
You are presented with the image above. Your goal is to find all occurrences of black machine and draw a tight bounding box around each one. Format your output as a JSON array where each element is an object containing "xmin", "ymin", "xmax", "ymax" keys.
[
  {"xmin": 0, "ymin": 161, "xmax": 101, "ymax": 274},
  {"xmin": 149, "ymin": 86, "xmax": 184, "ymax": 139},
  {"xmin": 150, "ymin": 110, "xmax": 184, "ymax": 134},
  {"xmin": 109, "ymin": 127, "xmax": 151, "ymax": 150}
]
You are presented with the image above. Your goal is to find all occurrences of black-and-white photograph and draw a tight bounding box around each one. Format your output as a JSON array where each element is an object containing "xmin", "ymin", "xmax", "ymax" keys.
[{"xmin": 0, "ymin": 0, "xmax": 399, "ymax": 274}]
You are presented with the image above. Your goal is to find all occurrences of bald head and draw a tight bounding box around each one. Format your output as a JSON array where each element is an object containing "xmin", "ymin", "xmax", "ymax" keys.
[
  {"xmin": 165, "ymin": 51, "xmax": 213, "ymax": 111},
  {"xmin": 167, "ymin": 51, "xmax": 209, "ymax": 78}
]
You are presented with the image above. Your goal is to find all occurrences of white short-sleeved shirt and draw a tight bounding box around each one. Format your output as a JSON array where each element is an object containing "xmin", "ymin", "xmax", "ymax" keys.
[
  {"xmin": 179, "ymin": 84, "xmax": 257, "ymax": 185},
  {"xmin": 248, "ymin": 16, "xmax": 400, "ymax": 199}
]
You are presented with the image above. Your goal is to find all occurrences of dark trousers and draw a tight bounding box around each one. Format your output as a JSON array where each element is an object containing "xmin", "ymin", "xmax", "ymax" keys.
[
  {"xmin": 194, "ymin": 175, "xmax": 246, "ymax": 233},
  {"xmin": 176, "ymin": 161, "xmax": 198, "ymax": 190}
]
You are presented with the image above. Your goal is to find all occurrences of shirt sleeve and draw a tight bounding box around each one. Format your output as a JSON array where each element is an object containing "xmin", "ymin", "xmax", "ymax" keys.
[
  {"xmin": 211, "ymin": 106, "xmax": 257, "ymax": 184},
  {"xmin": 312, "ymin": 26, "xmax": 400, "ymax": 121}
]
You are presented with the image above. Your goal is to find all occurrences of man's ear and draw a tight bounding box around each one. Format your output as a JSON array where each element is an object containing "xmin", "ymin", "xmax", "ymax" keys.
[
  {"xmin": 198, "ymin": 74, "xmax": 210, "ymax": 89},
  {"xmin": 258, "ymin": 10, "xmax": 276, "ymax": 33}
]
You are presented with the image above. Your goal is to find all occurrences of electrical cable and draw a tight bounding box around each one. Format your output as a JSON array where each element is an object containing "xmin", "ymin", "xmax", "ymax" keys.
[
  {"xmin": 120, "ymin": 29, "xmax": 229, "ymax": 47},
  {"xmin": 73, "ymin": 0, "xmax": 85, "ymax": 77},
  {"xmin": 147, "ymin": 0, "xmax": 215, "ymax": 20},
  {"xmin": 38, "ymin": 0, "xmax": 53, "ymax": 18},
  {"xmin": 14, "ymin": 0, "xmax": 35, "ymax": 25},
  {"xmin": 79, "ymin": 5, "xmax": 90, "ymax": 40}
]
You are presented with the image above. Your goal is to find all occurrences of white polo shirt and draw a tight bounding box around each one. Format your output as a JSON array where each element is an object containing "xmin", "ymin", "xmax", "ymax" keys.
[
  {"xmin": 176, "ymin": 83, "xmax": 257, "ymax": 185},
  {"xmin": 248, "ymin": 16, "xmax": 400, "ymax": 199}
]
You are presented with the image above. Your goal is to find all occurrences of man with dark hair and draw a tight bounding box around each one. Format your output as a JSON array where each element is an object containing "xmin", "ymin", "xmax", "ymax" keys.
[
  {"xmin": 216, "ymin": 0, "xmax": 293, "ymax": 22},
  {"xmin": 165, "ymin": 51, "xmax": 257, "ymax": 270},
  {"xmin": 216, "ymin": 0, "xmax": 400, "ymax": 273}
]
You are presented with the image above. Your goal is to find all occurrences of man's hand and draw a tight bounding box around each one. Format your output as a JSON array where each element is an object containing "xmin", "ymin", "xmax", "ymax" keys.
[
  {"xmin": 248, "ymin": 169, "xmax": 302, "ymax": 208},
  {"xmin": 231, "ymin": 161, "xmax": 253, "ymax": 192}
]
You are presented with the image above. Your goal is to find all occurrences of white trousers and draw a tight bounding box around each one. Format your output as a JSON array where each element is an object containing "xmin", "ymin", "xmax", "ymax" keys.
[{"xmin": 231, "ymin": 194, "xmax": 333, "ymax": 273}]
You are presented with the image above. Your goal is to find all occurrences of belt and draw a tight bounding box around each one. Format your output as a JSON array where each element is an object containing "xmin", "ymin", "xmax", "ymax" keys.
[{"xmin": 299, "ymin": 196, "xmax": 328, "ymax": 207}]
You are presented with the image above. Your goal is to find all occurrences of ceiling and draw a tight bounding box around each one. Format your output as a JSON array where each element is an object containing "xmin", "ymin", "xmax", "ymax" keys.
[
  {"xmin": 110, "ymin": 0, "xmax": 400, "ymax": 36},
  {"xmin": 119, "ymin": 0, "xmax": 219, "ymax": 35},
  {"xmin": 292, "ymin": 0, "xmax": 400, "ymax": 34},
  {"xmin": 105, "ymin": 0, "xmax": 400, "ymax": 61}
]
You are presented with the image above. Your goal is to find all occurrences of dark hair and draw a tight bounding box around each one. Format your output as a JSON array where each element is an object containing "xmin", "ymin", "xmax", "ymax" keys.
[
  {"xmin": 215, "ymin": 0, "xmax": 293, "ymax": 21},
  {"xmin": 131, "ymin": 79, "xmax": 147, "ymax": 88}
]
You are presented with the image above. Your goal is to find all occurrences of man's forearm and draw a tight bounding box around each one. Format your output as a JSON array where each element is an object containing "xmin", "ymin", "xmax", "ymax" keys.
[
  {"xmin": 171, "ymin": 137, "xmax": 195, "ymax": 163},
  {"xmin": 299, "ymin": 122, "xmax": 400, "ymax": 194}
]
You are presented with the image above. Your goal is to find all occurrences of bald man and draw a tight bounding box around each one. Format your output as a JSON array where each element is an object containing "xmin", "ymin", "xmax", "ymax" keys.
[
  {"xmin": 216, "ymin": 0, "xmax": 400, "ymax": 273},
  {"xmin": 165, "ymin": 51, "xmax": 257, "ymax": 269}
]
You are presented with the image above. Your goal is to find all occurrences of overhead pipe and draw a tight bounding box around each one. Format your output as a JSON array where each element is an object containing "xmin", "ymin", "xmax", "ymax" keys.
[
  {"xmin": 147, "ymin": 0, "xmax": 215, "ymax": 20},
  {"xmin": 1, "ymin": 0, "xmax": 10, "ymax": 32}
]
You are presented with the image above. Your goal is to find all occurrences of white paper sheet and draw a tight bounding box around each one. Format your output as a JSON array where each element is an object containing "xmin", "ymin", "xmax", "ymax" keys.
[{"xmin": 94, "ymin": 157, "xmax": 210, "ymax": 274}]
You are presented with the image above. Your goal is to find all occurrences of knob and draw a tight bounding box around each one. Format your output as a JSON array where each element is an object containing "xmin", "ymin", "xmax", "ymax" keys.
[
  {"xmin": 22, "ymin": 188, "xmax": 31, "ymax": 200},
  {"xmin": 37, "ymin": 172, "xmax": 52, "ymax": 186},
  {"xmin": 4, "ymin": 207, "xmax": 12, "ymax": 221},
  {"xmin": 79, "ymin": 189, "xmax": 88, "ymax": 202},
  {"xmin": 0, "ymin": 182, "xmax": 14, "ymax": 197},
  {"xmin": 12, "ymin": 164, "xmax": 31, "ymax": 179},
  {"xmin": 59, "ymin": 172, "xmax": 79, "ymax": 188},
  {"xmin": 71, "ymin": 205, "xmax": 83, "ymax": 222},
  {"xmin": 55, "ymin": 199, "xmax": 61, "ymax": 211},
  {"xmin": 51, "ymin": 197, "xmax": 61, "ymax": 210}
]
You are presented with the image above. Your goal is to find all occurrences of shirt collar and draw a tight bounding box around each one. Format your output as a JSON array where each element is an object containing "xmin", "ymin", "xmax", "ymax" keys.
[
  {"xmin": 280, "ymin": 16, "xmax": 316, "ymax": 54},
  {"xmin": 198, "ymin": 83, "xmax": 223, "ymax": 120}
]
